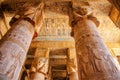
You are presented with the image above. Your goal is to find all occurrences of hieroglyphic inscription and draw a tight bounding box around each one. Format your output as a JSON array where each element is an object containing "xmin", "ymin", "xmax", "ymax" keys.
[
  {"xmin": 39, "ymin": 18, "xmax": 71, "ymax": 36},
  {"xmin": 0, "ymin": 1, "xmax": 44, "ymax": 80},
  {"xmin": 0, "ymin": 20, "xmax": 34, "ymax": 80}
]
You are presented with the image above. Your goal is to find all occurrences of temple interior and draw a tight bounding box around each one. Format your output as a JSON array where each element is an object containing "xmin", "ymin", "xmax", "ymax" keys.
[{"xmin": 0, "ymin": 0, "xmax": 120, "ymax": 80}]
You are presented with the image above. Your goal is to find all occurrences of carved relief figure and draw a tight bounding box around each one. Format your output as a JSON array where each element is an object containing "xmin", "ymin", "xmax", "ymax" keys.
[
  {"xmin": 0, "ymin": 44, "xmax": 23, "ymax": 80},
  {"xmin": 5, "ymin": 52, "xmax": 22, "ymax": 79},
  {"xmin": 73, "ymin": 6, "xmax": 93, "ymax": 17},
  {"xmin": 0, "ymin": 1, "xmax": 44, "ymax": 80},
  {"xmin": 29, "ymin": 48, "xmax": 50, "ymax": 80},
  {"xmin": 29, "ymin": 57, "xmax": 48, "ymax": 80},
  {"xmin": 71, "ymin": 2, "xmax": 120, "ymax": 80}
]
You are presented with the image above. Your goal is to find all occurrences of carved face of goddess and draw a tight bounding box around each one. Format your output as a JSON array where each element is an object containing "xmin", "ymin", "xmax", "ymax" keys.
[
  {"xmin": 34, "ymin": 57, "xmax": 47, "ymax": 69},
  {"xmin": 75, "ymin": 6, "xmax": 93, "ymax": 16}
]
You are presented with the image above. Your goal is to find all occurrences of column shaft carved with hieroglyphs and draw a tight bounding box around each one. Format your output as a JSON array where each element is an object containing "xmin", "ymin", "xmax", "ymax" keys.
[
  {"xmin": 0, "ymin": 2, "xmax": 44, "ymax": 80},
  {"xmin": 70, "ymin": 2, "xmax": 120, "ymax": 80}
]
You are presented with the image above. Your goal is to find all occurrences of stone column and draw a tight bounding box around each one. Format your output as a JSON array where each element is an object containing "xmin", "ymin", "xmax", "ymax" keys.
[
  {"xmin": 0, "ymin": 2, "xmax": 44, "ymax": 80},
  {"xmin": 29, "ymin": 48, "xmax": 49, "ymax": 80},
  {"xmin": 67, "ymin": 48, "xmax": 78, "ymax": 80},
  {"xmin": 70, "ymin": 2, "xmax": 120, "ymax": 80}
]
